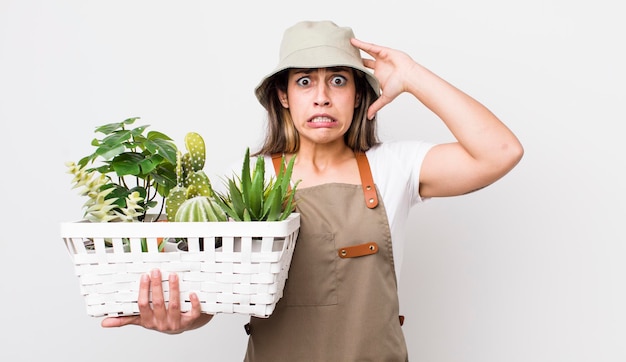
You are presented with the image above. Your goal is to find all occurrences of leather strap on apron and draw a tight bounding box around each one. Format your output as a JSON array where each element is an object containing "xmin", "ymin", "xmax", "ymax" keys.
[
  {"xmin": 244, "ymin": 152, "xmax": 408, "ymax": 362},
  {"xmin": 271, "ymin": 152, "xmax": 379, "ymax": 208},
  {"xmin": 271, "ymin": 154, "xmax": 287, "ymax": 187},
  {"xmin": 355, "ymin": 151, "xmax": 378, "ymax": 208}
]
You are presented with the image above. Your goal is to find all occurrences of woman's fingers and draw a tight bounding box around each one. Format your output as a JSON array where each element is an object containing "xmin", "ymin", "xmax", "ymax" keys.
[
  {"xmin": 350, "ymin": 38, "xmax": 381, "ymax": 59},
  {"xmin": 166, "ymin": 273, "xmax": 182, "ymax": 330},
  {"xmin": 136, "ymin": 272, "xmax": 154, "ymax": 318},
  {"xmin": 101, "ymin": 268, "xmax": 211, "ymax": 333},
  {"xmin": 188, "ymin": 292, "xmax": 202, "ymax": 317},
  {"xmin": 361, "ymin": 58, "xmax": 376, "ymax": 70},
  {"xmin": 101, "ymin": 315, "xmax": 140, "ymax": 328},
  {"xmin": 100, "ymin": 273, "xmax": 152, "ymax": 328}
]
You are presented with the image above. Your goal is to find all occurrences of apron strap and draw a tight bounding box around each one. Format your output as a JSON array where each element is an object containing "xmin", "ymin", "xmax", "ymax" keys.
[
  {"xmin": 271, "ymin": 154, "xmax": 285, "ymax": 183},
  {"xmin": 355, "ymin": 151, "xmax": 378, "ymax": 209},
  {"xmin": 245, "ymin": 314, "xmax": 404, "ymax": 335},
  {"xmin": 270, "ymin": 154, "xmax": 291, "ymax": 194},
  {"xmin": 270, "ymin": 152, "xmax": 379, "ymax": 209}
]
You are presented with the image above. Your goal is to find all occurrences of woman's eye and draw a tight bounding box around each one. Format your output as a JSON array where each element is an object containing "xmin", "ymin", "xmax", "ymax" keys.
[
  {"xmin": 296, "ymin": 77, "xmax": 311, "ymax": 86},
  {"xmin": 331, "ymin": 75, "xmax": 347, "ymax": 86}
]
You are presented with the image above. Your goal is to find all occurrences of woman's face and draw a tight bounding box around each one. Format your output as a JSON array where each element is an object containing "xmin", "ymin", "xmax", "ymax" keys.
[{"xmin": 278, "ymin": 67, "xmax": 359, "ymax": 148}]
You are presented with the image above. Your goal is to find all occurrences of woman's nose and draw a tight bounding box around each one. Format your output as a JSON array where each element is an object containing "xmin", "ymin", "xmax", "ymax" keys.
[{"xmin": 314, "ymin": 83, "xmax": 331, "ymax": 106}]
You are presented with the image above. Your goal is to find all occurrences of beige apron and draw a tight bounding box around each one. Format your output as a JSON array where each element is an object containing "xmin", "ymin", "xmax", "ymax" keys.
[{"xmin": 243, "ymin": 153, "xmax": 408, "ymax": 361}]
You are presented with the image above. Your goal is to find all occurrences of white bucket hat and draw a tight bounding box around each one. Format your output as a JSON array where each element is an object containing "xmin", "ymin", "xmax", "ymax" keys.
[{"xmin": 254, "ymin": 20, "xmax": 381, "ymax": 109}]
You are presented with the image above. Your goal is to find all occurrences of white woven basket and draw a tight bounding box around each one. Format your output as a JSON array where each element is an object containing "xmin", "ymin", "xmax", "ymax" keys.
[{"xmin": 60, "ymin": 213, "xmax": 299, "ymax": 318}]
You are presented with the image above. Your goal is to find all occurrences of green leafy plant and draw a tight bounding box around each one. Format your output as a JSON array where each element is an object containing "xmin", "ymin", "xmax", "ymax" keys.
[
  {"xmin": 66, "ymin": 117, "xmax": 178, "ymax": 222},
  {"xmin": 65, "ymin": 121, "xmax": 297, "ymax": 253},
  {"xmin": 214, "ymin": 148, "xmax": 299, "ymax": 221}
]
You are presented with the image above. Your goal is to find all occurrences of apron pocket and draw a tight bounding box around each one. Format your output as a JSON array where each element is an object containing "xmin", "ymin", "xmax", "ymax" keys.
[{"xmin": 282, "ymin": 232, "xmax": 338, "ymax": 306}]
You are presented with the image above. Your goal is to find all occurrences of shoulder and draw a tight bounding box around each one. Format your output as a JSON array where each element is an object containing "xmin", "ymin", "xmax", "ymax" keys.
[
  {"xmin": 366, "ymin": 140, "xmax": 436, "ymax": 172},
  {"xmin": 366, "ymin": 140, "xmax": 436, "ymax": 205}
]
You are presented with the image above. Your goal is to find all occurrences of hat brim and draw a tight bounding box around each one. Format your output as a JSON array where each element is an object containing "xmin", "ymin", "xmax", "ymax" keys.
[{"xmin": 255, "ymin": 45, "xmax": 380, "ymax": 109}]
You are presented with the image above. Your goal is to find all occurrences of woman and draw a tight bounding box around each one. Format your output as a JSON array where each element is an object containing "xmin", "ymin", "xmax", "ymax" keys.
[{"xmin": 102, "ymin": 20, "xmax": 523, "ymax": 361}]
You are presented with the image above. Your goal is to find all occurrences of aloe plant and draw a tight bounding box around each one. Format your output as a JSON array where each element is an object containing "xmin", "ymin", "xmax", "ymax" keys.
[{"xmin": 214, "ymin": 148, "xmax": 299, "ymax": 221}]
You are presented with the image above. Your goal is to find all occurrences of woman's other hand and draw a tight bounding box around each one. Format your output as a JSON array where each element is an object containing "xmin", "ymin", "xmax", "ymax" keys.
[{"xmin": 101, "ymin": 269, "xmax": 213, "ymax": 334}]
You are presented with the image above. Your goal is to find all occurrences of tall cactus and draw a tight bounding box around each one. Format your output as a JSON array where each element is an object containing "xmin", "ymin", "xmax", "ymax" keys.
[
  {"xmin": 164, "ymin": 151, "xmax": 188, "ymax": 221},
  {"xmin": 165, "ymin": 132, "xmax": 225, "ymax": 222}
]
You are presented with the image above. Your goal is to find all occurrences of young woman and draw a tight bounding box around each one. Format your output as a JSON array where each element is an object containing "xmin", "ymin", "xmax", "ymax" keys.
[{"xmin": 102, "ymin": 20, "xmax": 523, "ymax": 361}]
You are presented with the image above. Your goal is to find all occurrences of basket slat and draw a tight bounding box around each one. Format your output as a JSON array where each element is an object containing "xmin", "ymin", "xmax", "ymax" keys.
[{"xmin": 61, "ymin": 213, "xmax": 299, "ymax": 318}]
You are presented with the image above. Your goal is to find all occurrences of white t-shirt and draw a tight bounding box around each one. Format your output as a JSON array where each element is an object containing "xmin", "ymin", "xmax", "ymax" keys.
[
  {"xmin": 215, "ymin": 140, "xmax": 435, "ymax": 283},
  {"xmin": 365, "ymin": 141, "xmax": 435, "ymax": 283}
]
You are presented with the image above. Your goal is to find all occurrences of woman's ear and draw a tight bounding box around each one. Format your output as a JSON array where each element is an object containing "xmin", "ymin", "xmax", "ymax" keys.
[
  {"xmin": 354, "ymin": 93, "xmax": 361, "ymax": 108},
  {"xmin": 278, "ymin": 90, "xmax": 289, "ymax": 108}
]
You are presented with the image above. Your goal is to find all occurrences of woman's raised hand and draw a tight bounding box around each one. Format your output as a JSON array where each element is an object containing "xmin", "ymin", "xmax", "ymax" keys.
[{"xmin": 350, "ymin": 38, "xmax": 420, "ymax": 120}]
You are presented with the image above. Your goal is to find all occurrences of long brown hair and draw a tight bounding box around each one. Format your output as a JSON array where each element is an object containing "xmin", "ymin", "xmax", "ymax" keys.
[{"xmin": 253, "ymin": 68, "xmax": 380, "ymax": 156}]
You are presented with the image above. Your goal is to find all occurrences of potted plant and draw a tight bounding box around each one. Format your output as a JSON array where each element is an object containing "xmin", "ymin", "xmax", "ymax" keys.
[
  {"xmin": 213, "ymin": 147, "xmax": 299, "ymax": 222},
  {"xmin": 162, "ymin": 131, "xmax": 228, "ymax": 251},
  {"xmin": 166, "ymin": 144, "xmax": 299, "ymax": 250},
  {"xmin": 61, "ymin": 118, "xmax": 301, "ymax": 319},
  {"xmin": 65, "ymin": 117, "xmax": 178, "ymax": 223}
]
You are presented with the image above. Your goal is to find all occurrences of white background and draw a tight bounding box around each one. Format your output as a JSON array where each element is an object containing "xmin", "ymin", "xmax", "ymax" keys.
[{"xmin": 1, "ymin": 1, "xmax": 624, "ymax": 361}]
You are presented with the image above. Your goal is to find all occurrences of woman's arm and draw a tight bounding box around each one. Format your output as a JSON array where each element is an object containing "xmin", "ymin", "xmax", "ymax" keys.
[{"xmin": 352, "ymin": 38, "xmax": 523, "ymax": 197}]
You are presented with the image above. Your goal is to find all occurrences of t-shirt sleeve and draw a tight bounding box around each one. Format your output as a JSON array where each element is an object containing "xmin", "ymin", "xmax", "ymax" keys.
[{"xmin": 367, "ymin": 140, "xmax": 436, "ymax": 206}]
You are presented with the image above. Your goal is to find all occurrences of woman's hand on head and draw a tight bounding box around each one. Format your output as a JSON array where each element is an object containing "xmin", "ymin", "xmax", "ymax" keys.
[
  {"xmin": 352, "ymin": 37, "xmax": 523, "ymax": 198},
  {"xmin": 350, "ymin": 38, "xmax": 419, "ymax": 120},
  {"xmin": 100, "ymin": 269, "xmax": 213, "ymax": 334}
]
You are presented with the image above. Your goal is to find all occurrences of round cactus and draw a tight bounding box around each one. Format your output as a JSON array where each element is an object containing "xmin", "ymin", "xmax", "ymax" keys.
[
  {"xmin": 165, "ymin": 133, "xmax": 216, "ymax": 221},
  {"xmin": 174, "ymin": 196, "xmax": 227, "ymax": 222}
]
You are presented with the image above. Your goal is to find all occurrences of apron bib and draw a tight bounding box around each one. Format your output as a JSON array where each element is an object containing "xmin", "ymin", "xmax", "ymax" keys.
[{"xmin": 243, "ymin": 153, "xmax": 408, "ymax": 361}]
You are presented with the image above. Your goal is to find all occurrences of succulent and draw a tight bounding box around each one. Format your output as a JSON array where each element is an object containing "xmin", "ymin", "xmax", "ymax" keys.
[
  {"xmin": 66, "ymin": 161, "xmax": 123, "ymax": 222},
  {"xmin": 66, "ymin": 119, "xmax": 298, "ymax": 255},
  {"xmin": 174, "ymin": 196, "xmax": 227, "ymax": 222},
  {"xmin": 66, "ymin": 160, "xmax": 151, "ymax": 251},
  {"xmin": 165, "ymin": 132, "xmax": 224, "ymax": 221},
  {"xmin": 214, "ymin": 148, "xmax": 299, "ymax": 221}
]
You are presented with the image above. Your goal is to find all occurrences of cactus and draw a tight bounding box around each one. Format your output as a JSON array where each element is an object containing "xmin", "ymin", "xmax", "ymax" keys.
[
  {"xmin": 165, "ymin": 151, "xmax": 188, "ymax": 221},
  {"xmin": 165, "ymin": 132, "xmax": 220, "ymax": 222},
  {"xmin": 184, "ymin": 132, "xmax": 206, "ymax": 171},
  {"xmin": 174, "ymin": 196, "xmax": 227, "ymax": 222}
]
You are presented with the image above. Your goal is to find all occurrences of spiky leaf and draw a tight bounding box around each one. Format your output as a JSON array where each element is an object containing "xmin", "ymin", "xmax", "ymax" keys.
[{"xmin": 213, "ymin": 148, "xmax": 299, "ymax": 221}]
